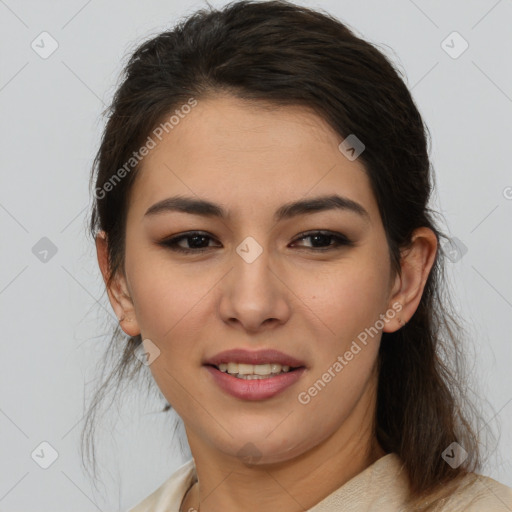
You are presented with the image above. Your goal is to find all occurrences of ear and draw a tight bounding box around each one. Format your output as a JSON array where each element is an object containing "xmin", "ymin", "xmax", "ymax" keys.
[
  {"xmin": 95, "ymin": 230, "xmax": 141, "ymax": 337},
  {"xmin": 383, "ymin": 227, "xmax": 438, "ymax": 333}
]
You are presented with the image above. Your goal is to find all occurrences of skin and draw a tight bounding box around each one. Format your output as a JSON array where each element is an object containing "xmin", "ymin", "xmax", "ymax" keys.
[{"xmin": 96, "ymin": 94, "xmax": 437, "ymax": 512}]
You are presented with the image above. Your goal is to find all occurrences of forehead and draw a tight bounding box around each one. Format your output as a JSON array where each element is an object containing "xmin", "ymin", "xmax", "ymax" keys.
[{"xmin": 127, "ymin": 95, "xmax": 379, "ymax": 225}]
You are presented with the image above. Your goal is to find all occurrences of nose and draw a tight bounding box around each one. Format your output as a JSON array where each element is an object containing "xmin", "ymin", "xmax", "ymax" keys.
[{"xmin": 218, "ymin": 246, "xmax": 292, "ymax": 333}]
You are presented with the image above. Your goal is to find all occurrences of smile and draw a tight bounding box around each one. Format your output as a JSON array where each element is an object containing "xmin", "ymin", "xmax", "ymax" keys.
[{"xmin": 204, "ymin": 364, "xmax": 307, "ymax": 400}]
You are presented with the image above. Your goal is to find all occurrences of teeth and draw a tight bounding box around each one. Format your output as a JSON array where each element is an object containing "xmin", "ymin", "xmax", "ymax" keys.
[{"xmin": 217, "ymin": 362, "xmax": 292, "ymax": 377}]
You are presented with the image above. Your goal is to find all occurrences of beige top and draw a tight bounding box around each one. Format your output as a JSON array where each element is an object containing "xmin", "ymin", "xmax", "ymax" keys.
[{"xmin": 128, "ymin": 452, "xmax": 512, "ymax": 511}]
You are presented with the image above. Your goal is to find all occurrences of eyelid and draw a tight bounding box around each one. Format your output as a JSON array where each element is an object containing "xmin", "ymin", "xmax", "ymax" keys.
[
  {"xmin": 158, "ymin": 229, "xmax": 354, "ymax": 253},
  {"xmin": 290, "ymin": 230, "xmax": 355, "ymax": 251},
  {"xmin": 158, "ymin": 231, "xmax": 219, "ymax": 252},
  {"xmin": 292, "ymin": 229, "xmax": 352, "ymax": 243}
]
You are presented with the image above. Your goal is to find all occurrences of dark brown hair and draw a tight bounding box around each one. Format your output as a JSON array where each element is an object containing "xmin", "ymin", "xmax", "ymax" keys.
[{"xmin": 84, "ymin": 1, "xmax": 497, "ymax": 508}]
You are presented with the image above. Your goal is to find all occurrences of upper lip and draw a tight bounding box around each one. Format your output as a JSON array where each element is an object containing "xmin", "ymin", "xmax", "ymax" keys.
[{"xmin": 204, "ymin": 348, "xmax": 307, "ymax": 368}]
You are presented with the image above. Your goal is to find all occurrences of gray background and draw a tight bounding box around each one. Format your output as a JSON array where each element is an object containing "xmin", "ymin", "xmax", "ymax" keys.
[{"xmin": 1, "ymin": 0, "xmax": 511, "ymax": 510}]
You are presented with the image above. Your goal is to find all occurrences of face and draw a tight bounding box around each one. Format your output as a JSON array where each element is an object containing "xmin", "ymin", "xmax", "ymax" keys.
[{"xmin": 107, "ymin": 95, "xmax": 403, "ymax": 465}]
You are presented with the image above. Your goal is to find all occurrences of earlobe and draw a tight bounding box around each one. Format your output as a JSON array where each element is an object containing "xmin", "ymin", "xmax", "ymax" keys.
[
  {"xmin": 383, "ymin": 227, "xmax": 438, "ymax": 333},
  {"xmin": 95, "ymin": 230, "xmax": 141, "ymax": 337}
]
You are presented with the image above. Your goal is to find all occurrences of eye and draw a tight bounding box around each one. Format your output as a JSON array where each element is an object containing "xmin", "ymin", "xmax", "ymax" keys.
[
  {"xmin": 158, "ymin": 231, "xmax": 220, "ymax": 254},
  {"xmin": 158, "ymin": 230, "xmax": 354, "ymax": 254},
  {"xmin": 290, "ymin": 230, "xmax": 354, "ymax": 251}
]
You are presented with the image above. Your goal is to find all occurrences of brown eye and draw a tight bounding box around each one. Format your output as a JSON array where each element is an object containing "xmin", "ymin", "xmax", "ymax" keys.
[
  {"xmin": 159, "ymin": 230, "xmax": 354, "ymax": 255},
  {"xmin": 290, "ymin": 231, "xmax": 354, "ymax": 251},
  {"xmin": 159, "ymin": 231, "xmax": 220, "ymax": 253}
]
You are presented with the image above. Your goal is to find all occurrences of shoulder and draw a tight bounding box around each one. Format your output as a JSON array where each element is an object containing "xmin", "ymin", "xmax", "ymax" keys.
[
  {"xmin": 127, "ymin": 458, "xmax": 197, "ymax": 512},
  {"xmin": 440, "ymin": 472, "xmax": 512, "ymax": 511},
  {"xmin": 375, "ymin": 454, "xmax": 512, "ymax": 512}
]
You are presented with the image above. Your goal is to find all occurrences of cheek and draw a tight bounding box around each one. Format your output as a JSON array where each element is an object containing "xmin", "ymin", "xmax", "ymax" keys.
[
  {"xmin": 126, "ymin": 259, "xmax": 208, "ymax": 410},
  {"xmin": 299, "ymin": 257, "xmax": 390, "ymax": 341},
  {"xmin": 125, "ymin": 247, "xmax": 211, "ymax": 341}
]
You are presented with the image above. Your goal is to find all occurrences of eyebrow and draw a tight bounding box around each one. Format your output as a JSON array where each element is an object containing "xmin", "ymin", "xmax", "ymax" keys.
[{"xmin": 144, "ymin": 194, "xmax": 370, "ymax": 223}]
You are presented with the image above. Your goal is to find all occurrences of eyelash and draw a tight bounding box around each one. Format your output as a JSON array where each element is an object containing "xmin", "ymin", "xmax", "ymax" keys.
[{"xmin": 158, "ymin": 230, "xmax": 354, "ymax": 254}]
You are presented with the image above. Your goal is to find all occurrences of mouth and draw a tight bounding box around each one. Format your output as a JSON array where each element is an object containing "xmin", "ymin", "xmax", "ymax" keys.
[
  {"xmin": 203, "ymin": 347, "xmax": 307, "ymax": 369},
  {"xmin": 203, "ymin": 363, "xmax": 307, "ymax": 401},
  {"xmin": 205, "ymin": 362, "xmax": 305, "ymax": 380},
  {"xmin": 203, "ymin": 348, "xmax": 308, "ymax": 400}
]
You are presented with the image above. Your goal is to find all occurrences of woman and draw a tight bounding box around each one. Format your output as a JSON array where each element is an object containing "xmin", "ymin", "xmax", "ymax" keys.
[{"xmin": 85, "ymin": 1, "xmax": 512, "ymax": 510}]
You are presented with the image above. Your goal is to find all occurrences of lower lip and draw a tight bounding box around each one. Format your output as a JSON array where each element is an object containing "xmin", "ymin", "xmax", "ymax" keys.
[{"xmin": 204, "ymin": 365, "xmax": 307, "ymax": 400}]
